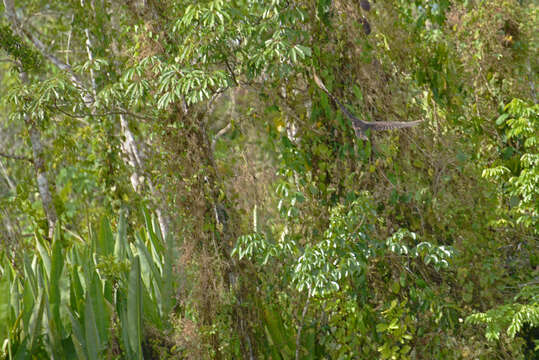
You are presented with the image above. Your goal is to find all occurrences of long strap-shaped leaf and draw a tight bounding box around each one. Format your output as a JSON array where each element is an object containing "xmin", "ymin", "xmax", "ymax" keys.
[{"xmin": 127, "ymin": 256, "xmax": 143, "ymax": 360}]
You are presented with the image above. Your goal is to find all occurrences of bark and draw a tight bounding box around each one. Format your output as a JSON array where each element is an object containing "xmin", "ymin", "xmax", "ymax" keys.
[{"xmin": 119, "ymin": 114, "xmax": 170, "ymax": 238}]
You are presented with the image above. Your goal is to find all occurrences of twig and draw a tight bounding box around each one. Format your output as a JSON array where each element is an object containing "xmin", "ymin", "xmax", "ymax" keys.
[
  {"xmin": 49, "ymin": 101, "xmax": 156, "ymax": 121},
  {"xmin": 225, "ymin": 58, "xmax": 239, "ymax": 86},
  {"xmin": 61, "ymin": 225, "xmax": 85, "ymax": 243},
  {"xmin": 0, "ymin": 151, "xmax": 33, "ymax": 163},
  {"xmin": 0, "ymin": 58, "xmax": 18, "ymax": 64}
]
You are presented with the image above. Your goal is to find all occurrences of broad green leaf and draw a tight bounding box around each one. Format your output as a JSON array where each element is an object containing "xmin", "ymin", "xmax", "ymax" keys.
[
  {"xmin": 114, "ymin": 211, "xmax": 129, "ymax": 260},
  {"xmin": 28, "ymin": 291, "xmax": 46, "ymax": 352},
  {"xmin": 70, "ymin": 267, "xmax": 84, "ymax": 312},
  {"xmin": 88, "ymin": 270, "xmax": 108, "ymax": 351}
]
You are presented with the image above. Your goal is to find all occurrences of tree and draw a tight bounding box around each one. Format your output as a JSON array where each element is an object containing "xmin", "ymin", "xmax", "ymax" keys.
[{"xmin": 0, "ymin": 0, "xmax": 537, "ymax": 358}]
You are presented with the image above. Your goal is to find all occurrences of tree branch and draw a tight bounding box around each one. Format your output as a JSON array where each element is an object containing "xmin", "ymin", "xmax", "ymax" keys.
[
  {"xmin": 211, "ymin": 122, "xmax": 232, "ymax": 152},
  {"xmin": 49, "ymin": 101, "xmax": 157, "ymax": 121},
  {"xmin": 0, "ymin": 151, "xmax": 34, "ymax": 163}
]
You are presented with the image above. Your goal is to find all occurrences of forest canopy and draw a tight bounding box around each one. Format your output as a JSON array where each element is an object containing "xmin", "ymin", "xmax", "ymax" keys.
[{"xmin": 0, "ymin": 0, "xmax": 537, "ymax": 359}]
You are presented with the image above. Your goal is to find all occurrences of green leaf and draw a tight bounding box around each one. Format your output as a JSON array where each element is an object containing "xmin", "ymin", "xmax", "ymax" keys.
[
  {"xmin": 376, "ymin": 323, "xmax": 388, "ymax": 333},
  {"xmin": 97, "ymin": 217, "xmax": 114, "ymax": 256},
  {"xmin": 28, "ymin": 291, "xmax": 46, "ymax": 352},
  {"xmin": 262, "ymin": 305, "xmax": 295, "ymax": 357},
  {"xmin": 84, "ymin": 292, "xmax": 100, "ymax": 360},
  {"xmin": 0, "ymin": 265, "xmax": 11, "ymax": 343},
  {"xmin": 35, "ymin": 235, "xmax": 52, "ymax": 279},
  {"xmin": 48, "ymin": 238, "xmax": 65, "ymax": 345},
  {"xmin": 114, "ymin": 211, "xmax": 132, "ymax": 261},
  {"xmin": 68, "ymin": 309, "xmax": 88, "ymax": 360},
  {"xmin": 496, "ymin": 113, "xmax": 510, "ymax": 126},
  {"xmin": 91, "ymin": 271, "xmax": 109, "ymax": 349},
  {"xmin": 127, "ymin": 256, "xmax": 143, "ymax": 360},
  {"xmin": 70, "ymin": 267, "xmax": 84, "ymax": 312}
]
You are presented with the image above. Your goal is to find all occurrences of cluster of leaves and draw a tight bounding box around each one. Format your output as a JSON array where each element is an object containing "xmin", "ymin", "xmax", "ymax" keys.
[
  {"xmin": 119, "ymin": 0, "xmax": 311, "ymax": 113},
  {"xmin": 484, "ymin": 98, "xmax": 539, "ymax": 231},
  {"xmin": 0, "ymin": 26, "xmax": 41, "ymax": 72},
  {"xmin": 234, "ymin": 189, "xmax": 456, "ymax": 358},
  {"xmin": 0, "ymin": 211, "xmax": 174, "ymax": 359},
  {"xmin": 466, "ymin": 284, "xmax": 539, "ymax": 342},
  {"xmin": 465, "ymin": 98, "xmax": 538, "ymax": 355}
]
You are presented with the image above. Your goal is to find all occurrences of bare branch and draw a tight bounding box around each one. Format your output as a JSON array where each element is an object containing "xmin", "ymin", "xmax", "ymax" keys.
[
  {"xmin": 119, "ymin": 114, "xmax": 170, "ymax": 238},
  {"xmin": 211, "ymin": 122, "xmax": 233, "ymax": 153},
  {"xmin": 65, "ymin": 14, "xmax": 75, "ymax": 65},
  {"xmin": 84, "ymin": 27, "xmax": 97, "ymax": 97},
  {"xmin": 224, "ymin": 58, "xmax": 238, "ymax": 86}
]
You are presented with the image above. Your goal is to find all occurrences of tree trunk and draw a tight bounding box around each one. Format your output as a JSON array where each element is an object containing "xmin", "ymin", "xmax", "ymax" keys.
[
  {"xmin": 4, "ymin": 0, "xmax": 58, "ymax": 240},
  {"xmin": 20, "ymin": 73, "xmax": 58, "ymax": 240}
]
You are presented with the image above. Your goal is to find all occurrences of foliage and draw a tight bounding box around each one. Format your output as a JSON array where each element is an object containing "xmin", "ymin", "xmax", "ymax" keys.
[
  {"xmin": 0, "ymin": 211, "xmax": 174, "ymax": 359},
  {"xmin": 466, "ymin": 98, "xmax": 539, "ymax": 358},
  {"xmin": 0, "ymin": 25, "xmax": 42, "ymax": 71},
  {"xmin": 466, "ymin": 285, "xmax": 539, "ymax": 342},
  {"xmin": 234, "ymin": 192, "xmax": 456, "ymax": 358},
  {"xmin": 0, "ymin": 0, "xmax": 537, "ymax": 358},
  {"xmin": 483, "ymin": 99, "xmax": 539, "ymax": 232}
]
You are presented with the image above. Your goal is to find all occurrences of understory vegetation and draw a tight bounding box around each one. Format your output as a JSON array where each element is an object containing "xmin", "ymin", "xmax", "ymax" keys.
[{"xmin": 0, "ymin": 0, "xmax": 537, "ymax": 359}]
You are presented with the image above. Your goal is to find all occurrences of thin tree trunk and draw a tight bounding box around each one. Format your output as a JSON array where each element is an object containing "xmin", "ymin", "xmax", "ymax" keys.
[
  {"xmin": 20, "ymin": 73, "xmax": 58, "ymax": 240},
  {"xmin": 4, "ymin": 0, "xmax": 58, "ymax": 240},
  {"xmin": 119, "ymin": 114, "xmax": 170, "ymax": 238}
]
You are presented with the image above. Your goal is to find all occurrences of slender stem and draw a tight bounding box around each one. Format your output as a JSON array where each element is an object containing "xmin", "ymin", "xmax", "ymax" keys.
[{"xmin": 65, "ymin": 14, "xmax": 74, "ymax": 65}]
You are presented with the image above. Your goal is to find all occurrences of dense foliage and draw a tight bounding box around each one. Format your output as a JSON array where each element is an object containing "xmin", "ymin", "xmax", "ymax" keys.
[{"xmin": 0, "ymin": 0, "xmax": 537, "ymax": 359}]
